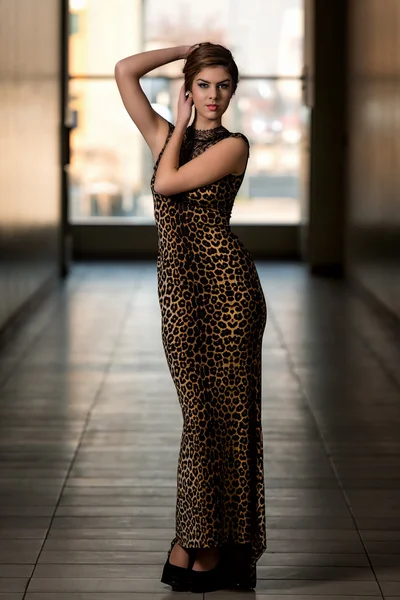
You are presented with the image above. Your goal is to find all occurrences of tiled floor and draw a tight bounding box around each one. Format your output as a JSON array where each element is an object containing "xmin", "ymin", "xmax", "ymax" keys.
[{"xmin": 0, "ymin": 261, "xmax": 400, "ymax": 600}]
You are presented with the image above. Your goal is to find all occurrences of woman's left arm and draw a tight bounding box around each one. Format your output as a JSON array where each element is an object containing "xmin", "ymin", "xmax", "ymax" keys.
[
  {"xmin": 154, "ymin": 84, "xmax": 248, "ymax": 196},
  {"xmin": 154, "ymin": 132, "xmax": 248, "ymax": 196}
]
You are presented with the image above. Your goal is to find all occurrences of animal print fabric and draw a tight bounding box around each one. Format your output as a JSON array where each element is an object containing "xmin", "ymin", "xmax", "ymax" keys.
[{"xmin": 151, "ymin": 121, "xmax": 267, "ymax": 574}]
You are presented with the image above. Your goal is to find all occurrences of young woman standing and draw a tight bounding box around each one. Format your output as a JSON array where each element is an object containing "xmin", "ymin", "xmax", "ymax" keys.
[{"xmin": 115, "ymin": 42, "xmax": 267, "ymax": 593}]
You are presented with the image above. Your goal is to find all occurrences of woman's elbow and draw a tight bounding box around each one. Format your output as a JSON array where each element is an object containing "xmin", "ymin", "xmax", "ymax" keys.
[
  {"xmin": 114, "ymin": 59, "xmax": 122, "ymax": 72},
  {"xmin": 114, "ymin": 61, "xmax": 125, "ymax": 81},
  {"xmin": 154, "ymin": 177, "xmax": 172, "ymax": 196},
  {"xmin": 114, "ymin": 59, "xmax": 137, "ymax": 79}
]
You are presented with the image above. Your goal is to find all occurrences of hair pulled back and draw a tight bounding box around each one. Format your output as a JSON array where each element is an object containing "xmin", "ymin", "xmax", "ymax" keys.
[{"xmin": 183, "ymin": 42, "xmax": 239, "ymax": 96}]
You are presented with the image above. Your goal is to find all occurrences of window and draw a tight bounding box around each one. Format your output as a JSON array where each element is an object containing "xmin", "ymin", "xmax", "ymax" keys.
[{"xmin": 68, "ymin": 0, "xmax": 304, "ymax": 224}]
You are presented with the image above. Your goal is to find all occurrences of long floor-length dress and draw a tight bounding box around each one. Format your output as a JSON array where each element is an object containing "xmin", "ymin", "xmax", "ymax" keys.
[{"xmin": 151, "ymin": 121, "xmax": 267, "ymax": 579}]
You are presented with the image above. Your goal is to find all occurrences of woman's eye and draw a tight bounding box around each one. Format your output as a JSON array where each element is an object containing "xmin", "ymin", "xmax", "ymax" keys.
[{"xmin": 198, "ymin": 83, "xmax": 229, "ymax": 88}]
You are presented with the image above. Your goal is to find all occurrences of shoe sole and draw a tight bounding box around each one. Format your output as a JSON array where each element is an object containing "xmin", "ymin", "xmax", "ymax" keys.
[{"xmin": 161, "ymin": 575, "xmax": 190, "ymax": 592}]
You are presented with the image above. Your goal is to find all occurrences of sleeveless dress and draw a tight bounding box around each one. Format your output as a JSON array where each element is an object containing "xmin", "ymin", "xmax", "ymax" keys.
[{"xmin": 151, "ymin": 121, "xmax": 267, "ymax": 583}]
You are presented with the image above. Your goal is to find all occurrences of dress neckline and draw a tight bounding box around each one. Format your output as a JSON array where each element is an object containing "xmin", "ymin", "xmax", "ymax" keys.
[{"xmin": 186, "ymin": 124, "xmax": 228, "ymax": 140}]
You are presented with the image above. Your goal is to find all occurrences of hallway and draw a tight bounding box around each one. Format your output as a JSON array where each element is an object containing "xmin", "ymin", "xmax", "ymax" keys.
[{"xmin": 0, "ymin": 262, "xmax": 400, "ymax": 599}]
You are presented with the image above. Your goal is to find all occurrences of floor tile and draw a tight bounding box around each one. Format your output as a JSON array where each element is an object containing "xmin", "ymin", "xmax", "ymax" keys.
[
  {"xmin": 27, "ymin": 578, "xmax": 184, "ymax": 592},
  {"xmin": 207, "ymin": 595, "xmax": 382, "ymax": 600},
  {"xmin": 259, "ymin": 553, "xmax": 369, "ymax": 567},
  {"xmin": 256, "ymin": 565, "xmax": 375, "ymax": 580},
  {"xmin": 382, "ymin": 582, "xmax": 400, "ymax": 595},
  {"xmin": 26, "ymin": 595, "xmax": 192, "ymax": 600},
  {"xmin": 0, "ymin": 564, "xmax": 33, "ymax": 576},
  {"xmin": 0, "ymin": 580, "xmax": 28, "ymax": 592}
]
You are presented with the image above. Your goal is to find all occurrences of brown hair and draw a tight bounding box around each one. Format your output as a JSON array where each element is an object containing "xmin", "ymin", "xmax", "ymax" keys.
[{"xmin": 183, "ymin": 42, "xmax": 239, "ymax": 96}]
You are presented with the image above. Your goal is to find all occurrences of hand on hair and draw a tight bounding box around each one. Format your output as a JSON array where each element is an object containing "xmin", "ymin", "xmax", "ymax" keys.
[
  {"xmin": 176, "ymin": 83, "xmax": 194, "ymax": 128},
  {"xmin": 180, "ymin": 43, "xmax": 201, "ymax": 60}
]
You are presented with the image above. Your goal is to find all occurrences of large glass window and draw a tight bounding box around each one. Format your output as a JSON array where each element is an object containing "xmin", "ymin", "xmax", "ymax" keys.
[{"xmin": 68, "ymin": 0, "xmax": 304, "ymax": 224}]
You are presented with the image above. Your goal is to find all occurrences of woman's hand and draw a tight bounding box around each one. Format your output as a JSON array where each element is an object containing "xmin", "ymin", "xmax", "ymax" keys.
[
  {"xmin": 176, "ymin": 83, "xmax": 194, "ymax": 128},
  {"xmin": 179, "ymin": 43, "xmax": 201, "ymax": 60}
]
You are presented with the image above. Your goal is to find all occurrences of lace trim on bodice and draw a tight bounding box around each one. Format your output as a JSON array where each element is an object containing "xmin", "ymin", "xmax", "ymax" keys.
[
  {"xmin": 186, "ymin": 124, "xmax": 229, "ymax": 140},
  {"xmin": 154, "ymin": 121, "xmax": 249, "ymax": 178},
  {"xmin": 180, "ymin": 124, "xmax": 231, "ymax": 164}
]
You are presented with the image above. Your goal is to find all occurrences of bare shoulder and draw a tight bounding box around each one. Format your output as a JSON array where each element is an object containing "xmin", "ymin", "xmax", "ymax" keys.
[
  {"xmin": 211, "ymin": 132, "xmax": 249, "ymax": 154},
  {"xmin": 229, "ymin": 131, "xmax": 250, "ymax": 149},
  {"xmin": 226, "ymin": 132, "xmax": 250, "ymax": 176},
  {"xmin": 197, "ymin": 134, "xmax": 249, "ymax": 175}
]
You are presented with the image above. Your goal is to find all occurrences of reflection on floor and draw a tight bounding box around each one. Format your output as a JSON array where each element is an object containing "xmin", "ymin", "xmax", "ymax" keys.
[{"xmin": 0, "ymin": 261, "xmax": 400, "ymax": 599}]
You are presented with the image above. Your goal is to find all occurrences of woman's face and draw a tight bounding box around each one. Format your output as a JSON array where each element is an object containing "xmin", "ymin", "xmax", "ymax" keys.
[{"xmin": 189, "ymin": 66, "xmax": 233, "ymax": 122}]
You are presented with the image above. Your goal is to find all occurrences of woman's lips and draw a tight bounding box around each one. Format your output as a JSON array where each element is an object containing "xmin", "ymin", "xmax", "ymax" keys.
[{"xmin": 207, "ymin": 105, "xmax": 218, "ymax": 111}]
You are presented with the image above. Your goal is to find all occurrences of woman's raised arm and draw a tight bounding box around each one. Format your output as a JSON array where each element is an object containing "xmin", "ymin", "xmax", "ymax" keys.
[{"xmin": 114, "ymin": 46, "xmax": 190, "ymax": 160}]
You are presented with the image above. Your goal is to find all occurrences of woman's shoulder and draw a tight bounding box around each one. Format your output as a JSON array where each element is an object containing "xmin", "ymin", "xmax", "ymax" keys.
[
  {"xmin": 227, "ymin": 131, "xmax": 250, "ymax": 158},
  {"xmin": 228, "ymin": 131, "xmax": 250, "ymax": 144}
]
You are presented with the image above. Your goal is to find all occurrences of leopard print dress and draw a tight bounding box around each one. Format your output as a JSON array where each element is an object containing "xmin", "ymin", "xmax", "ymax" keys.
[{"xmin": 151, "ymin": 121, "xmax": 267, "ymax": 581}]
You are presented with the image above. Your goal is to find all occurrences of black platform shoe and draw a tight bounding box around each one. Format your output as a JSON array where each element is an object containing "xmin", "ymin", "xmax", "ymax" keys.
[
  {"xmin": 229, "ymin": 563, "xmax": 257, "ymax": 590},
  {"xmin": 189, "ymin": 558, "xmax": 232, "ymax": 594},
  {"xmin": 222, "ymin": 544, "xmax": 257, "ymax": 590},
  {"xmin": 160, "ymin": 551, "xmax": 194, "ymax": 592}
]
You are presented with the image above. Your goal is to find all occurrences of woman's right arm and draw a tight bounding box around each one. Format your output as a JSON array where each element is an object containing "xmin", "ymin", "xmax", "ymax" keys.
[{"xmin": 114, "ymin": 46, "xmax": 190, "ymax": 160}]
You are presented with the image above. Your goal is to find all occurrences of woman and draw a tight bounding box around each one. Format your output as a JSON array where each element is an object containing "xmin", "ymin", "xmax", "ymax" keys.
[{"xmin": 115, "ymin": 42, "xmax": 267, "ymax": 593}]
